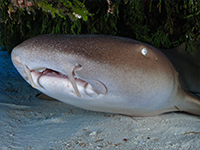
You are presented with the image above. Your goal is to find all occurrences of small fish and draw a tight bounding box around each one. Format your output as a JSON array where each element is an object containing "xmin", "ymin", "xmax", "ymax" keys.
[{"xmin": 11, "ymin": 34, "xmax": 200, "ymax": 116}]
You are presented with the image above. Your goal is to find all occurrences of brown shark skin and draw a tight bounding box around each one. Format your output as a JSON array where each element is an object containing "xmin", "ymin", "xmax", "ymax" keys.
[{"xmin": 11, "ymin": 34, "xmax": 200, "ymax": 116}]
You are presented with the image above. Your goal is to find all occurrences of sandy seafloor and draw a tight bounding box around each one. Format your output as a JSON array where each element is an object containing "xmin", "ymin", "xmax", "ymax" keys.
[{"xmin": 0, "ymin": 50, "xmax": 200, "ymax": 150}]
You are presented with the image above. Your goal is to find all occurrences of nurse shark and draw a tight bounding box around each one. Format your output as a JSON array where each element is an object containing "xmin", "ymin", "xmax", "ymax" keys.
[{"xmin": 11, "ymin": 34, "xmax": 200, "ymax": 116}]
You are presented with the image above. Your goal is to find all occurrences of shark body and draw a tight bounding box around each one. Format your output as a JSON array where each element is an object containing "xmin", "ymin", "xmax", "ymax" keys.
[{"xmin": 11, "ymin": 34, "xmax": 200, "ymax": 116}]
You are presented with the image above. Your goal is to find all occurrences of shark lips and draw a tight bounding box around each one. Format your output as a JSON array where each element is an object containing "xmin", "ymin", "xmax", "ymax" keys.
[{"xmin": 25, "ymin": 67, "xmax": 101, "ymax": 98}]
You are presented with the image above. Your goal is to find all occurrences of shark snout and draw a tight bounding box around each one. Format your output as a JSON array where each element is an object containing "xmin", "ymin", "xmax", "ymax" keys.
[{"xmin": 11, "ymin": 53, "xmax": 107, "ymax": 98}]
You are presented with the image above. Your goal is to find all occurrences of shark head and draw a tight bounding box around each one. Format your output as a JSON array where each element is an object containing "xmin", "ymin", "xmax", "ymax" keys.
[{"xmin": 11, "ymin": 34, "xmax": 200, "ymax": 116}]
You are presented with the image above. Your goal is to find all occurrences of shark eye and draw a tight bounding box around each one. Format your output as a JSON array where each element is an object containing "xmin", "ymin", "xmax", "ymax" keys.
[{"xmin": 141, "ymin": 48, "xmax": 147, "ymax": 56}]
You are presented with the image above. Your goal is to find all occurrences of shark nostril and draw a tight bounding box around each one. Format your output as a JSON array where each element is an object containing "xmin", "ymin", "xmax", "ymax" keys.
[
  {"xmin": 65, "ymin": 64, "xmax": 82, "ymax": 98},
  {"xmin": 74, "ymin": 64, "xmax": 82, "ymax": 71},
  {"xmin": 73, "ymin": 64, "xmax": 82, "ymax": 77}
]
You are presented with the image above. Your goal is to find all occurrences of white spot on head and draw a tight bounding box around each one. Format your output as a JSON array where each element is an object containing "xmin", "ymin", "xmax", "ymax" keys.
[{"xmin": 141, "ymin": 48, "xmax": 147, "ymax": 56}]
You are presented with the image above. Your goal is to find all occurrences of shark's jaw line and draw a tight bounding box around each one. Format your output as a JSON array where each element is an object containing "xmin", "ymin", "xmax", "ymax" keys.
[{"xmin": 24, "ymin": 65, "xmax": 100, "ymax": 98}]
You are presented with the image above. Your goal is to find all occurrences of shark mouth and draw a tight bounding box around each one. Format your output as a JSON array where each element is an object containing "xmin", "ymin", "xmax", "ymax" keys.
[
  {"xmin": 24, "ymin": 66, "xmax": 101, "ymax": 98},
  {"xmin": 11, "ymin": 54, "xmax": 107, "ymax": 98}
]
